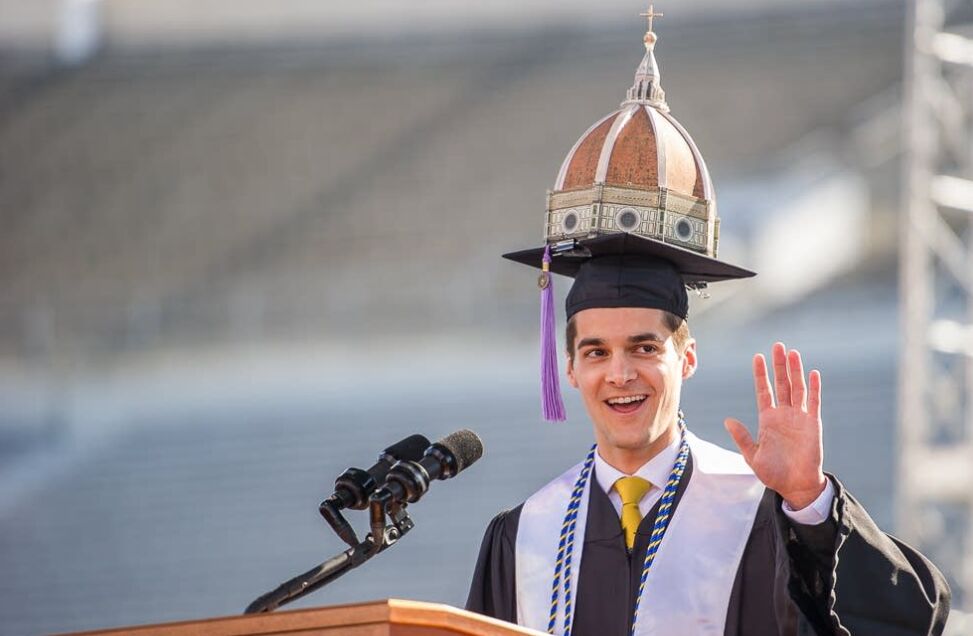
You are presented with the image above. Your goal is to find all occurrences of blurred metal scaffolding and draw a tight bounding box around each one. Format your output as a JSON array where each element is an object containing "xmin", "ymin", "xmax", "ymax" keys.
[{"xmin": 901, "ymin": 0, "xmax": 973, "ymax": 610}]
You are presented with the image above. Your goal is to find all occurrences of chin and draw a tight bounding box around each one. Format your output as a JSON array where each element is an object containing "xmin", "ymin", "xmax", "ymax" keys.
[
  {"xmin": 611, "ymin": 438, "xmax": 655, "ymax": 452},
  {"xmin": 602, "ymin": 425, "xmax": 655, "ymax": 450},
  {"xmin": 607, "ymin": 420, "xmax": 672, "ymax": 448}
]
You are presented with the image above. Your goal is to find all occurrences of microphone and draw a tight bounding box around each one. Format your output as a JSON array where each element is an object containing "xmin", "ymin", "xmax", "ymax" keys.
[
  {"xmin": 331, "ymin": 434, "xmax": 430, "ymax": 510},
  {"xmin": 371, "ymin": 429, "xmax": 484, "ymax": 505},
  {"xmin": 248, "ymin": 430, "xmax": 483, "ymax": 613}
]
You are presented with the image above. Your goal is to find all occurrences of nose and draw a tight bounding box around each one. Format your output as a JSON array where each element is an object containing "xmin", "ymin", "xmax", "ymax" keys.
[{"xmin": 605, "ymin": 354, "xmax": 636, "ymax": 386}]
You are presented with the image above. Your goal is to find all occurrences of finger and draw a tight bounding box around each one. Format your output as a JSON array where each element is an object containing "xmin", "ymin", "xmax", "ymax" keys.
[
  {"xmin": 753, "ymin": 354, "xmax": 775, "ymax": 411},
  {"xmin": 808, "ymin": 370, "xmax": 822, "ymax": 420},
  {"xmin": 725, "ymin": 418, "xmax": 757, "ymax": 464},
  {"xmin": 772, "ymin": 342, "xmax": 791, "ymax": 407},
  {"xmin": 789, "ymin": 349, "xmax": 807, "ymax": 411}
]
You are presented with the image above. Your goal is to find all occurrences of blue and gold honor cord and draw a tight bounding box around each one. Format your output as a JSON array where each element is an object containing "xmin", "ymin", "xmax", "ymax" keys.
[
  {"xmin": 548, "ymin": 416, "xmax": 689, "ymax": 636},
  {"xmin": 547, "ymin": 445, "xmax": 595, "ymax": 634}
]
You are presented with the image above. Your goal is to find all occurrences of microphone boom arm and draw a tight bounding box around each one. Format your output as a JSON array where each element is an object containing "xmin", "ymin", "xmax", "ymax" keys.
[{"xmin": 245, "ymin": 501, "xmax": 415, "ymax": 614}]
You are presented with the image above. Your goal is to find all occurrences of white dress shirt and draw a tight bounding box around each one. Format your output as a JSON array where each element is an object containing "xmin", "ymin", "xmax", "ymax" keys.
[{"xmin": 593, "ymin": 439, "xmax": 835, "ymax": 526}]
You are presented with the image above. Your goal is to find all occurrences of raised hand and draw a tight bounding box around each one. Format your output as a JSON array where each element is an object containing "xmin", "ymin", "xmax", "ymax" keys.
[{"xmin": 724, "ymin": 342, "xmax": 827, "ymax": 510}]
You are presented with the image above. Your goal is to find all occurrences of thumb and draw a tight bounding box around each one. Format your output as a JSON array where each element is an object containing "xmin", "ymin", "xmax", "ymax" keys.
[{"xmin": 724, "ymin": 418, "xmax": 757, "ymax": 464}]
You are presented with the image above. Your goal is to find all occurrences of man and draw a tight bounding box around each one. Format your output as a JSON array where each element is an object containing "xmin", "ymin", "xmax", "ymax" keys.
[
  {"xmin": 466, "ymin": 255, "xmax": 950, "ymax": 635},
  {"xmin": 466, "ymin": 8, "xmax": 951, "ymax": 635}
]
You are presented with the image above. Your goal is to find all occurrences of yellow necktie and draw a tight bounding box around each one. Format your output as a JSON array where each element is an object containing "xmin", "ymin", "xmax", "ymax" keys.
[{"xmin": 614, "ymin": 476, "xmax": 651, "ymax": 550}]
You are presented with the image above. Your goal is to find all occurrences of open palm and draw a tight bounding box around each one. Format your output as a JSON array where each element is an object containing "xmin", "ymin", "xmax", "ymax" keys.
[{"xmin": 725, "ymin": 342, "xmax": 827, "ymax": 510}]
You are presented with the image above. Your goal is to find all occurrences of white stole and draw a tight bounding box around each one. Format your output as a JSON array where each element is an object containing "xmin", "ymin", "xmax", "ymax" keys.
[{"xmin": 515, "ymin": 433, "xmax": 764, "ymax": 635}]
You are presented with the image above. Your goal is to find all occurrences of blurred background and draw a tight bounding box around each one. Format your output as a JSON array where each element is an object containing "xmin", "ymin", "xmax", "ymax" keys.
[{"xmin": 0, "ymin": 0, "xmax": 971, "ymax": 634}]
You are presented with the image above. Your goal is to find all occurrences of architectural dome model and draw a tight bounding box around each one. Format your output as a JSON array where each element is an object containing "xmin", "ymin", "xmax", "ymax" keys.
[{"xmin": 545, "ymin": 6, "xmax": 719, "ymax": 260}]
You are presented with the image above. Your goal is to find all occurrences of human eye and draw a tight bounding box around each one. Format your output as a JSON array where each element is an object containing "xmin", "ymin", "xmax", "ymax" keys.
[
  {"xmin": 635, "ymin": 343, "xmax": 659, "ymax": 354},
  {"xmin": 583, "ymin": 348, "xmax": 607, "ymax": 359}
]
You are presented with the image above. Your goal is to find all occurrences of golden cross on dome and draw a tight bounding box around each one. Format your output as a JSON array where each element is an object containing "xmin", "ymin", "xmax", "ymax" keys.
[{"xmin": 640, "ymin": 3, "xmax": 663, "ymax": 34}]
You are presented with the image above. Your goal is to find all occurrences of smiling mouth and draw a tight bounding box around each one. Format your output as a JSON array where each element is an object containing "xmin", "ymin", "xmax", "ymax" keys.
[{"xmin": 605, "ymin": 395, "xmax": 647, "ymax": 414}]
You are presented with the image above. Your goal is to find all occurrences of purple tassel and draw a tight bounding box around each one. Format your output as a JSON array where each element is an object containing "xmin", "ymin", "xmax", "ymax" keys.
[{"xmin": 540, "ymin": 245, "xmax": 566, "ymax": 422}]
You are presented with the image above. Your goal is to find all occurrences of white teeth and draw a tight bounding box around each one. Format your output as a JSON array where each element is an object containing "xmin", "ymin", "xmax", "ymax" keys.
[{"xmin": 607, "ymin": 395, "xmax": 646, "ymax": 405}]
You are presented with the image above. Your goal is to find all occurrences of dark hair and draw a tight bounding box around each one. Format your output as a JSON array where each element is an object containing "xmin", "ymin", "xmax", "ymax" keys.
[{"xmin": 565, "ymin": 310, "xmax": 690, "ymax": 359}]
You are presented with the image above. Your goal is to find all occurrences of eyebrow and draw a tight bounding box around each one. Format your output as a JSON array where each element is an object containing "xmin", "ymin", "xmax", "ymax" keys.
[
  {"xmin": 576, "ymin": 333, "xmax": 666, "ymax": 349},
  {"xmin": 576, "ymin": 337, "xmax": 605, "ymax": 349},
  {"xmin": 628, "ymin": 332, "xmax": 665, "ymax": 344}
]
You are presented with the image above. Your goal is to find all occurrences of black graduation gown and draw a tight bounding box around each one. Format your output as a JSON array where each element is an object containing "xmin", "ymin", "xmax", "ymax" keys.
[{"xmin": 466, "ymin": 456, "xmax": 951, "ymax": 635}]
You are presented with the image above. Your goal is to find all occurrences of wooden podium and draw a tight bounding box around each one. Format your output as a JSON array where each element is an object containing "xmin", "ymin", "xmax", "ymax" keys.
[{"xmin": 61, "ymin": 599, "xmax": 545, "ymax": 636}]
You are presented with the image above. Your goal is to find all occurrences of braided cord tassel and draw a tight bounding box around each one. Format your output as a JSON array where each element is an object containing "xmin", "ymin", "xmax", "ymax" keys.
[
  {"xmin": 630, "ymin": 418, "xmax": 690, "ymax": 635},
  {"xmin": 548, "ymin": 445, "xmax": 596, "ymax": 634}
]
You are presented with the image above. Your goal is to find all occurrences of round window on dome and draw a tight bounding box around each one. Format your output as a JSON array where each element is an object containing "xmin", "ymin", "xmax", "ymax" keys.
[
  {"xmin": 674, "ymin": 217, "xmax": 694, "ymax": 242},
  {"xmin": 562, "ymin": 210, "xmax": 579, "ymax": 234},
  {"xmin": 615, "ymin": 207, "xmax": 640, "ymax": 232}
]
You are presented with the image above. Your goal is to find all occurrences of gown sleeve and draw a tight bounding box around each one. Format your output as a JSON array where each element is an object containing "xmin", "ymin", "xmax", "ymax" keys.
[
  {"xmin": 780, "ymin": 475, "xmax": 951, "ymax": 635},
  {"xmin": 465, "ymin": 505, "xmax": 522, "ymax": 623}
]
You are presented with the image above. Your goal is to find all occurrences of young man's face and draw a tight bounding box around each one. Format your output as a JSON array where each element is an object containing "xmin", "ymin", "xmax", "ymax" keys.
[{"xmin": 565, "ymin": 307, "xmax": 696, "ymax": 469}]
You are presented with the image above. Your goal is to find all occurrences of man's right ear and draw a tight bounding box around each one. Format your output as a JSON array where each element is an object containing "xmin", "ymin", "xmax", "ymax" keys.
[{"xmin": 566, "ymin": 354, "xmax": 578, "ymax": 388}]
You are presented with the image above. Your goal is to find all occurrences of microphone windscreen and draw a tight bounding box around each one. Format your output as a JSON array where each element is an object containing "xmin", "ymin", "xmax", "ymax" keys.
[
  {"xmin": 385, "ymin": 434, "xmax": 431, "ymax": 461},
  {"xmin": 438, "ymin": 429, "xmax": 484, "ymax": 472}
]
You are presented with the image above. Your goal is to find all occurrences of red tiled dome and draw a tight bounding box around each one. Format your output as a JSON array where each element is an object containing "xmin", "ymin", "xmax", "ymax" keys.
[{"xmin": 555, "ymin": 104, "xmax": 713, "ymax": 201}]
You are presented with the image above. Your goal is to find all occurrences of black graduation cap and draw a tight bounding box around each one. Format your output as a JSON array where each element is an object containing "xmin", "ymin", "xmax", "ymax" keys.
[
  {"xmin": 504, "ymin": 233, "xmax": 755, "ymax": 319},
  {"xmin": 504, "ymin": 233, "xmax": 755, "ymax": 283}
]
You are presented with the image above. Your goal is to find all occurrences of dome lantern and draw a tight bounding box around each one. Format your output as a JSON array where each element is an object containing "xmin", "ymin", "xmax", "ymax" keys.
[{"xmin": 622, "ymin": 4, "xmax": 667, "ymax": 110}]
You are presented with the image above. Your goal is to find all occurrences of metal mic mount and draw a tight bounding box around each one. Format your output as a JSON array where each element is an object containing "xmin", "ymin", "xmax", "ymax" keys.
[
  {"xmin": 317, "ymin": 434, "xmax": 429, "ymax": 548},
  {"xmin": 318, "ymin": 459, "xmax": 426, "ymax": 549},
  {"xmin": 319, "ymin": 497, "xmax": 359, "ymax": 548}
]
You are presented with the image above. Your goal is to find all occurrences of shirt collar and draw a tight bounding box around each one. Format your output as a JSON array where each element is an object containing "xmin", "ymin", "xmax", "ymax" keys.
[{"xmin": 594, "ymin": 435, "xmax": 682, "ymax": 495}]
